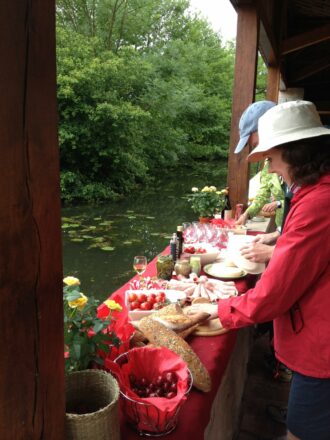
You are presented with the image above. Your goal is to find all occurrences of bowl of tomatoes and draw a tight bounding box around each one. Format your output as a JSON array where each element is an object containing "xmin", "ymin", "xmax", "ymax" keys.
[
  {"xmin": 182, "ymin": 242, "xmax": 220, "ymax": 266},
  {"xmin": 125, "ymin": 289, "xmax": 185, "ymax": 321}
]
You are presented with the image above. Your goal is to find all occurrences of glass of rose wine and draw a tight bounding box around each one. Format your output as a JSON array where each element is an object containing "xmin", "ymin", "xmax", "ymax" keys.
[{"xmin": 133, "ymin": 255, "xmax": 147, "ymax": 286}]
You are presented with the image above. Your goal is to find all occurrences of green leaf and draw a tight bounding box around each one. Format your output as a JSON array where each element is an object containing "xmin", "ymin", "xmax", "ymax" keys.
[{"xmin": 100, "ymin": 246, "xmax": 115, "ymax": 251}]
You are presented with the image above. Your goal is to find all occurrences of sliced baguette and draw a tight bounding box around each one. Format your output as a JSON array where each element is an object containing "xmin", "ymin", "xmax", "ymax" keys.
[{"xmin": 138, "ymin": 317, "xmax": 211, "ymax": 392}]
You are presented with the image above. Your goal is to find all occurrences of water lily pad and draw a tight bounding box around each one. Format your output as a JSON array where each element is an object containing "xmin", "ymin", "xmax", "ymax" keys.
[
  {"xmin": 150, "ymin": 232, "xmax": 161, "ymax": 236},
  {"xmin": 70, "ymin": 238, "xmax": 84, "ymax": 242},
  {"xmin": 93, "ymin": 217, "xmax": 102, "ymax": 220},
  {"xmin": 123, "ymin": 241, "xmax": 133, "ymax": 245},
  {"xmin": 99, "ymin": 221, "xmax": 113, "ymax": 226},
  {"xmin": 92, "ymin": 237, "xmax": 105, "ymax": 243},
  {"xmin": 145, "ymin": 216, "xmax": 156, "ymax": 220},
  {"xmin": 100, "ymin": 246, "xmax": 115, "ymax": 252},
  {"xmin": 82, "ymin": 235, "xmax": 94, "ymax": 239},
  {"xmin": 127, "ymin": 216, "xmax": 136, "ymax": 219}
]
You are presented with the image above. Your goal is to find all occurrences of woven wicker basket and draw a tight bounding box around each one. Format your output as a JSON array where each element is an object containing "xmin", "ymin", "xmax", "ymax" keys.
[{"xmin": 65, "ymin": 369, "xmax": 120, "ymax": 440}]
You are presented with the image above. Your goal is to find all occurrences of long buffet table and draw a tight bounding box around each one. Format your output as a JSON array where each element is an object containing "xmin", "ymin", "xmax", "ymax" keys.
[{"xmin": 108, "ymin": 220, "xmax": 271, "ymax": 440}]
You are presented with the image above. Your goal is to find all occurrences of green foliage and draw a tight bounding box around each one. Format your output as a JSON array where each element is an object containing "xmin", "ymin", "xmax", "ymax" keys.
[{"xmin": 56, "ymin": 0, "xmax": 235, "ymax": 203}]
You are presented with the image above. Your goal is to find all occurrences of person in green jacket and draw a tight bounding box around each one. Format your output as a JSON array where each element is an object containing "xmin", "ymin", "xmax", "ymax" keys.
[
  {"xmin": 238, "ymin": 160, "xmax": 284, "ymax": 229},
  {"xmin": 234, "ymin": 101, "xmax": 285, "ymax": 230}
]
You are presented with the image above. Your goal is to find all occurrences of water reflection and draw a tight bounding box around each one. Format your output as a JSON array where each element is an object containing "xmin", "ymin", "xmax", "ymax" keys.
[{"xmin": 62, "ymin": 162, "xmax": 227, "ymax": 300}]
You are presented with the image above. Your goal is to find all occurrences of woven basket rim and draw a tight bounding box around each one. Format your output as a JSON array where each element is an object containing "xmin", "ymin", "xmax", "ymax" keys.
[{"xmin": 66, "ymin": 369, "xmax": 119, "ymax": 420}]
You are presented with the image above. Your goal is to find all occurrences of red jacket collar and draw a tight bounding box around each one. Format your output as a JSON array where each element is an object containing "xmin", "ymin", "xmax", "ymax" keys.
[{"xmin": 291, "ymin": 174, "xmax": 330, "ymax": 206}]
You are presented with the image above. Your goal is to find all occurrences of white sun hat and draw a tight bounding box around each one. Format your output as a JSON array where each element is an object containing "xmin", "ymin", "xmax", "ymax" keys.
[{"xmin": 248, "ymin": 100, "xmax": 330, "ymax": 162}]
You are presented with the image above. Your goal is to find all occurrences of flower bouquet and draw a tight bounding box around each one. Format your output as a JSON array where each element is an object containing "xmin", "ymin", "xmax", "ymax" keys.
[
  {"xmin": 187, "ymin": 186, "xmax": 227, "ymax": 219},
  {"xmin": 63, "ymin": 276, "xmax": 124, "ymax": 373}
]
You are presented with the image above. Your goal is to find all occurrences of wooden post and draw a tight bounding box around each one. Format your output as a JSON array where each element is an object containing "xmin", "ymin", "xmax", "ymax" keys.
[
  {"xmin": 0, "ymin": 1, "xmax": 64, "ymax": 439},
  {"xmin": 266, "ymin": 65, "xmax": 280, "ymax": 102},
  {"xmin": 227, "ymin": 5, "xmax": 259, "ymax": 210}
]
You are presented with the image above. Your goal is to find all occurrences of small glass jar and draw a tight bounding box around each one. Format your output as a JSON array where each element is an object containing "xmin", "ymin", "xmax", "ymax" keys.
[
  {"xmin": 174, "ymin": 259, "xmax": 191, "ymax": 278},
  {"xmin": 156, "ymin": 255, "xmax": 174, "ymax": 281},
  {"xmin": 189, "ymin": 256, "xmax": 201, "ymax": 276}
]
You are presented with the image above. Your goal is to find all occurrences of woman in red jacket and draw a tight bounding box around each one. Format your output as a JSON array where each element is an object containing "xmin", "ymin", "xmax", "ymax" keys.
[{"xmin": 191, "ymin": 101, "xmax": 330, "ymax": 440}]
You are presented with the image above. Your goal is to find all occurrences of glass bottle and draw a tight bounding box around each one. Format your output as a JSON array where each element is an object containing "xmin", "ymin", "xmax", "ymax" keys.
[
  {"xmin": 176, "ymin": 226, "xmax": 183, "ymax": 258},
  {"xmin": 156, "ymin": 255, "xmax": 174, "ymax": 281}
]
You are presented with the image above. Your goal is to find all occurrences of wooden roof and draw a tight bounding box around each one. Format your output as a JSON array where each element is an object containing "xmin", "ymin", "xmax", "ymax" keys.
[{"xmin": 230, "ymin": 0, "xmax": 330, "ymax": 124}]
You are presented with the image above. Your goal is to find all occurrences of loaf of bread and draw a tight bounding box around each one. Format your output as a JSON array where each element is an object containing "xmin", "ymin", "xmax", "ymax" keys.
[
  {"xmin": 154, "ymin": 312, "xmax": 210, "ymax": 332},
  {"xmin": 138, "ymin": 317, "xmax": 212, "ymax": 392}
]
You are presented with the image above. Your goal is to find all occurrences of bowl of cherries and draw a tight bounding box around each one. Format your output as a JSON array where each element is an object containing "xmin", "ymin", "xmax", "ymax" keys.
[{"xmin": 114, "ymin": 346, "xmax": 192, "ymax": 436}]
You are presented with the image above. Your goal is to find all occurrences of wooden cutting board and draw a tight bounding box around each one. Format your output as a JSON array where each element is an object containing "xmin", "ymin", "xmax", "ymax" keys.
[
  {"xmin": 183, "ymin": 305, "xmax": 229, "ymax": 336},
  {"xmin": 193, "ymin": 318, "xmax": 230, "ymax": 336}
]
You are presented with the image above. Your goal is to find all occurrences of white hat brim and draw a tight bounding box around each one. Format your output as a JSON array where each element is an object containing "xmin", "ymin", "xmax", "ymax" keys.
[{"xmin": 248, "ymin": 127, "xmax": 330, "ymax": 162}]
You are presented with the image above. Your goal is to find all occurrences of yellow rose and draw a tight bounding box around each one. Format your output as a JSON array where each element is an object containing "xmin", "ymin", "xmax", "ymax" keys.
[
  {"xmin": 216, "ymin": 191, "xmax": 222, "ymax": 195},
  {"xmin": 104, "ymin": 299, "xmax": 122, "ymax": 312},
  {"xmin": 191, "ymin": 187, "xmax": 199, "ymax": 193},
  {"xmin": 63, "ymin": 276, "xmax": 80, "ymax": 286},
  {"xmin": 201, "ymin": 186, "xmax": 210, "ymax": 192},
  {"xmin": 68, "ymin": 292, "xmax": 88, "ymax": 310},
  {"xmin": 209, "ymin": 186, "xmax": 217, "ymax": 191},
  {"xmin": 220, "ymin": 189, "xmax": 229, "ymax": 195}
]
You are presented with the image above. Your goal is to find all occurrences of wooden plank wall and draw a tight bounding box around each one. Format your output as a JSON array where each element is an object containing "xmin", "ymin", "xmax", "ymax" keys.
[
  {"xmin": 227, "ymin": 5, "xmax": 259, "ymax": 209},
  {"xmin": 0, "ymin": 1, "xmax": 65, "ymax": 438}
]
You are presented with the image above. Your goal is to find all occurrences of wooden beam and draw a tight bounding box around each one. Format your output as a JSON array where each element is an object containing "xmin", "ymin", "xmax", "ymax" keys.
[
  {"xmin": 228, "ymin": 5, "xmax": 259, "ymax": 209},
  {"xmin": 266, "ymin": 65, "xmax": 280, "ymax": 102},
  {"xmin": 290, "ymin": 54, "xmax": 330, "ymax": 83},
  {"xmin": 282, "ymin": 23, "xmax": 330, "ymax": 55},
  {"xmin": 0, "ymin": 1, "xmax": 65, "ymax": 438}
]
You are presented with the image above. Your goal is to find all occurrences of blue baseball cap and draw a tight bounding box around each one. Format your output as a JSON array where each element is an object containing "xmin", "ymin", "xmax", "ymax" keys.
[{"xmin": 234, "ymin": 100, "xmax": 276, "ymax": 154}]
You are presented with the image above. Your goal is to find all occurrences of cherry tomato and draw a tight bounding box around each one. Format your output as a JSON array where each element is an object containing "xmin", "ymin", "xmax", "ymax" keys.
[
  {"xmin": 140, "ymin": 301, "xmax": 152, "ymax": 311},
  {"xmin": 155, "ymin": 295, "xmax": 165, "ymax": 303},
  {"xmin": 137, "ymin": 293, "xmax": 147, "ymax": 303},
  {"xmin": 128, "ymin": 293, "xmax": 138, "ymax": 302},
  {"xmin": 147, "ymin": 294, "xmax": 156, "ymax": 304},
  {"xmin": 130, "ymin": 301, "xmax": 140, "ymax": 310}
]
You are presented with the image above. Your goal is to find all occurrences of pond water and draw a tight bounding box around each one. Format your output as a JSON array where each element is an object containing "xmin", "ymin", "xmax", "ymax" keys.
[{"xmin": 62, "ymin": 161, "xmax": 227, "ymax": 300}]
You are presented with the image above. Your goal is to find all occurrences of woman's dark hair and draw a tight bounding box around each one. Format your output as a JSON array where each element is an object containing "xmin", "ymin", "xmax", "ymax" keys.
[{"xmin": 277, "ymin": 135, "xmax": 330, "ymax": 185}]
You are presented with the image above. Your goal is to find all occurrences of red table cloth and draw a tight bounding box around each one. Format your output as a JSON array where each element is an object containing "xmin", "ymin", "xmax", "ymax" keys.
[{"xmin": 107, "ymin": 243, "xmax": 258, "ymax": 439}]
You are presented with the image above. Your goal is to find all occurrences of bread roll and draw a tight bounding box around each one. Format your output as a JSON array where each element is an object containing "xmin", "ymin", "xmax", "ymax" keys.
[{"xmin": 138, "ymin": 317, "xmax": 211, "ymax": 392}]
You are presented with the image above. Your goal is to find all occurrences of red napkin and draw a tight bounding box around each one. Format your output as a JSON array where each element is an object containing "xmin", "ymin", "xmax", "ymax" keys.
[{"xmin": 106, "ymin": 346, "xmax": 190, "ymax": 433}]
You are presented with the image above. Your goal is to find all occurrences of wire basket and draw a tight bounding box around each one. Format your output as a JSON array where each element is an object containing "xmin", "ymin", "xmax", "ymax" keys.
[{"xmin": 115, "ymin": 351, "xmax": 193, "ymax": 436}]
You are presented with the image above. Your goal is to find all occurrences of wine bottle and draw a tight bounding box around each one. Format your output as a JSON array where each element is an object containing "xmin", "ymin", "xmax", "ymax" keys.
[
  {"xmin": 222, "ymin": 187, "xmax": 232, "ymax": 220},
  {"xmin": 176, "ymin": 226, "xmax": 183, "ymax": 258},
  {"xmin": 170, "ymin": 233, "xmax": 178, "ymax": 263}
]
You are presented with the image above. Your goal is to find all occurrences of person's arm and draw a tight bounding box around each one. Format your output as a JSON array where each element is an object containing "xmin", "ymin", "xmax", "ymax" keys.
[
  {"xmin": 219, "ymin": 197, "xmax": 330, "ymax": 328},
  {"xmin": 244, "ymin": 163, "xmax": 273, "ymax": 219}
]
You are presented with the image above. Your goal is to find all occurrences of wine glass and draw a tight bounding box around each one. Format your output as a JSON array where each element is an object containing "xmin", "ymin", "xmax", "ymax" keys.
[{"xmin": 133, "ymin": 256, "xmax": 147, "ymax": 286}]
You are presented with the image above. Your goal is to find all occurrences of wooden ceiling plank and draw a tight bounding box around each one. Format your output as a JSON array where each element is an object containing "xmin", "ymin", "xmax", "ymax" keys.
[
  {"xmin": 282, "ymin": 23, "xmax": 330, "ymax": 55},
  {"xmin": 291, "ymin": 55, "xmax": 330, "ymax": 82}
]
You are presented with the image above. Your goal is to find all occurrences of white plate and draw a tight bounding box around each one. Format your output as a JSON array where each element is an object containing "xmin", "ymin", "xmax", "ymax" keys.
[
  {"xmin": 226, "ymin": 235, "xmax": 266, "ymax": 274},
  {"xmin": 203, "ymin": 263, "xmax": 247, "ymax": 280},
  {"xmin": 250, "ymin": 216, "xmax": 266, "ymax": 222}
]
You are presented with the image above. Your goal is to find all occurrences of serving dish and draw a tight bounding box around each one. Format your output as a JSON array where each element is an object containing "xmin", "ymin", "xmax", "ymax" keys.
[
  {"xmin": 181, "ymin": 242, "xmax": 220, "ymax": 266},
  {"xmin": 125, "ymin": 289, "xmax": 185, "ymax": 321},
  {"xmin": 203, "ymin": 263, "xmax": 247, "ymax": 280}
]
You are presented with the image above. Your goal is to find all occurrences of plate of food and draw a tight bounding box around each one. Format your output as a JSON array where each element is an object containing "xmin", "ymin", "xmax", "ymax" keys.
[
  {"xmin": 125, "ymin": 289, "xmax": 185, "ymax": 321},
  {"xmin": 203, "ymin": 263, "xmax": 247, "ymax": 280},
  {"xmin": 182, "ymin": 242, "xmax": 220, "ymax": 265}
]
